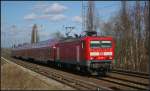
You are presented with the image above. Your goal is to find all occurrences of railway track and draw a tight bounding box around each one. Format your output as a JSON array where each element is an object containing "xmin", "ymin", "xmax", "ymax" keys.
[
  {"xmin": 97, "ymin": 76, "xmax": 149, "ymax": 90},
  {"xmin": 1, "ymin": 52, "xmax": 149, "ymax": 90},
  {"xmin": 97, "ymin": 68, "xmax": 150, "ymax": 90},
  {"xmin": 107, "ymin": 74, "xmax": 149, "ymax": 86},
  {"xmin": 112, "ymin": 69, "xmax": 149, "ymax": 79},
  {"xmin": 98, "ymin": 69, "xmax": 150, "ymax": 90}
]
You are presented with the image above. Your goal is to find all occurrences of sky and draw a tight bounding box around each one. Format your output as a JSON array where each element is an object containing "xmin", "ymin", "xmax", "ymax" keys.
[{"xmin": 1, "ymin": 1, "xmax": 122, "ymax": 48}]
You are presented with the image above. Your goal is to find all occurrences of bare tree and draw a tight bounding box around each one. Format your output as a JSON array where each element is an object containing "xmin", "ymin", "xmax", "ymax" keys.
[
  {"xmin": 143, "ymin": 1, "xmax": 150, "ymax": 72},
  {"xmin": 100, "ymin": 1, "xmax": 149, "ymax": 72}
]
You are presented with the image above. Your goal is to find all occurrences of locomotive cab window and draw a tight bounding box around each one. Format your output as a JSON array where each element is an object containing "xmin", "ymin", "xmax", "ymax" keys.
[{"xmin": 90, "ymin": 40, "xmax": 112, "ymax": 48}]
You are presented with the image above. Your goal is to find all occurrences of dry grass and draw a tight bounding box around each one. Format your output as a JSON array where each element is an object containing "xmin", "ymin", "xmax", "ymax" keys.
[{"xmin": 1, "ymin": 59, "xmax": 73, "ymax": 90}]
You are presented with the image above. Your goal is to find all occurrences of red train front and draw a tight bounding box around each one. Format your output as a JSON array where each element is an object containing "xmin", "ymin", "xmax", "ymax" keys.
[
  {"xmin": 55, "ymin": 36, "xmax": 115, "ymax": 75},
  {"xmin": 84, "ymin": 36, "xmax": 114, "ymax": 75}
]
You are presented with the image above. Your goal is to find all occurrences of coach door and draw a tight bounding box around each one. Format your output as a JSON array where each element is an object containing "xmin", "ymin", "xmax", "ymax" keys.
[
  {"xmin": 76, "ymin": 46, "xmax": 80, "ymax": 63},
  {"xmin": 56, "ymin": 47, "xmax": 60, "ymax": 61},
  {"xmin": 53, "ymin": 46, "xmax": 56, "ymax": 61}
]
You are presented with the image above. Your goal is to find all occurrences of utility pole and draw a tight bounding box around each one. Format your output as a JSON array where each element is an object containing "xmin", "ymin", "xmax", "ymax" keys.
[
  {"xmin": 83, "ymin": 1, "xmax": 97, "ymax": 36},
  {"xmin": 87, "ymin": 1, "xmax": 95, "ymax": 32}
]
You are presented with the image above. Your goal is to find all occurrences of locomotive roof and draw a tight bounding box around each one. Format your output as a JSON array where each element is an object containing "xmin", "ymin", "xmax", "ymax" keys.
[
  {"xmin": 82, "ymin": 36, "xmax": 113, "ymax": 40},
  {"xmin": 56, "ymin": 36, "xmax": 113, "ymax": 43},
  {"xmin": 58, "ymin": 37, "xmax": 80, "ymax": 43}
]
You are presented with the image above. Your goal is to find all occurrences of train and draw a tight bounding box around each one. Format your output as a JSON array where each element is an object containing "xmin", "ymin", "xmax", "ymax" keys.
[{"xmin": 11, "ymin": 36, "xmax": 115, "ymax": 75}]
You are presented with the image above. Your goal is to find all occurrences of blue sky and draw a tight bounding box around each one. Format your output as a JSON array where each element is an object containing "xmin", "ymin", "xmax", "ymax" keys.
[{"xmin": 1, "ymin": 1, "xmax": 122, "ymax": 48}]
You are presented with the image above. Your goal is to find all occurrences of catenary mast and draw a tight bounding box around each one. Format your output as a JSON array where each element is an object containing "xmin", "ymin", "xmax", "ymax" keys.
[{"xmin": 83, "ymin": 1, "xmax": 97, "ymax": 36}]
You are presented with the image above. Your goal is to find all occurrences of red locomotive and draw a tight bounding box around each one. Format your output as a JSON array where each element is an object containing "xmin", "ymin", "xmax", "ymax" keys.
[{"xmin": 12, "ymin": 36, "xmax": 115, "ymax": 75}]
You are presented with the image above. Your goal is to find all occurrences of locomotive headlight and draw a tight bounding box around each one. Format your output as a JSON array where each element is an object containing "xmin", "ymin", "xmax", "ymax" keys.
[
  {"xmin": 53, "ymin": 46, "xmax": 56, "ymax": 49},
  {"xmin": 90, "ymin": 52, "xmax": 99, "ymax": 56},
  {"xmin": 104, "ymin": 52, "xmax": 112, "ymax": 56},
  {"xmin": 108, "ymin": 56, "xmax": 112, "ymax": 59},
  {"xmin": 90, "ymin": 57, "xmax": 94, "ymax": 60}
]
